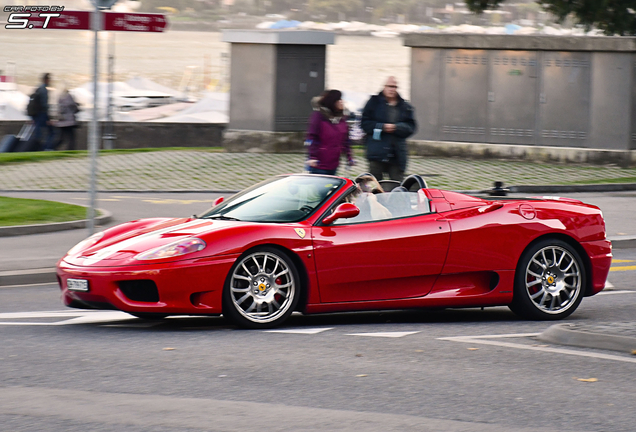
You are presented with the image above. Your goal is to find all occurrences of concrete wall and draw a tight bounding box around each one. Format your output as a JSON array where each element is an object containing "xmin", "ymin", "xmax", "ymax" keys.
[
  {"xmin": 228, "ymin": 43, "xmax": 277, "ymax": 131},
  {"xmin": 226, "ymin": 43, "xmax": 327, "ymax": 132},
  {"xmin": 411, "ymin": 49, "xmax": 442, "ymax": 141},
  {"xmin": 404, "ymin": 34, "xmax": 636, "ymax": 151},
  {"xmin": 589, "ymin": 52, "xmax": 632, "ymax": 150},
  {"xmin": 0, "ymin": 121, "xmax": 225, "ymax": 150},
  {"xmin": 409, "ymin": 139, "xmax": 636, "ymax": 167},
  {"xmin": 223, "ymin": 30, "xmax": 333, "ymax": 132}
]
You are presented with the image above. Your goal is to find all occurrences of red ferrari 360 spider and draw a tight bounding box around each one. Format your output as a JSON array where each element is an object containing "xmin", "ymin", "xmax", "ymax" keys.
[{"xmin": 57, "ymin": 174, "xmax": 612, "ymax": 328}]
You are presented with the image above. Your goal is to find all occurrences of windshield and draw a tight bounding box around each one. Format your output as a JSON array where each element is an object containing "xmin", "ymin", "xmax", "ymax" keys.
[{"xmin": 199, "ymin": 175, "xmax": 345, "ymax": 223}]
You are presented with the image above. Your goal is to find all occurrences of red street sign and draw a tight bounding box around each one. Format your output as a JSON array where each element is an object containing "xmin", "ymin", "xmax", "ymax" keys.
[
  {"xmin": 8, "ymin": 11, "xmax": 91, "ymax": 30},
  {"xmin": 103, "ymin": 12, "xmax": 168, "ymax": 32}
]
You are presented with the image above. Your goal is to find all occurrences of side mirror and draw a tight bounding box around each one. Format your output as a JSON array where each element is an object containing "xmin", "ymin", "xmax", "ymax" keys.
[
  {"xmin": 322, "ymin": 203, "xmax": 360, "ymax": 225},
  {"xmin": 213, "ymin": 197, "xmax": 224, "ymax": 206}
]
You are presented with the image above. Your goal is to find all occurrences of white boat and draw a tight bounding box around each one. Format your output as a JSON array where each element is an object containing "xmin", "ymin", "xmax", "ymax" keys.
[{"xmin": 370, "ymin": 30, "xmax": 399, "ymax": 38}]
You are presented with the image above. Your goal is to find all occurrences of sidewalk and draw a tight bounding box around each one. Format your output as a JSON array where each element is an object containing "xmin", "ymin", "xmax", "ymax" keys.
[
  {"xmin": 539, "ymin": 322, "xmax": 636, "ymax": 355},
  {"xmin": 2, "ymin": 149, "xmax": 636, "ymax": 192}
]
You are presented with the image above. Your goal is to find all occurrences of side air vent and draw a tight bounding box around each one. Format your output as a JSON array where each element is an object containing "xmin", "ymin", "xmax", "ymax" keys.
[
  {"xmin": 118, "ymin": 280, "xmax": 160, "ymax": 303},
  {"xmin": 490, "ymin": 272, "xmax": 500, "ymax": 290}
]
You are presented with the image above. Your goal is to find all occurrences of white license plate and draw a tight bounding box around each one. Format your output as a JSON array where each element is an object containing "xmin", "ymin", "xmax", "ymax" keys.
[{"xmin": 67, "ymin": 278, "xmax": 89, "ymax": 292}]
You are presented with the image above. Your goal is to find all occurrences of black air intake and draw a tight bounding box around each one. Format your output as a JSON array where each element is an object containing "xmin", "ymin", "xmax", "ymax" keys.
[{"xmin": 118, "ymin": 280, "xmax": 160, "ymax": 302}]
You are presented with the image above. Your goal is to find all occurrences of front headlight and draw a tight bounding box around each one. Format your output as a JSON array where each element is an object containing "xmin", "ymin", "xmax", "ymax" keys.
[
  {"xmin": 67, "ymin": 232, "xmax": 104, "ymax": 256},
  {"xmin": 135, "ymin": 238, "xmax": 206, "ymax": 261}
]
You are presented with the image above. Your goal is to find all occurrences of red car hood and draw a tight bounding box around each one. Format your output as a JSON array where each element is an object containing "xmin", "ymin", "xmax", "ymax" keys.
[{"xmin": 64, "ymin": 217, "xmax": 240, "ymax": 267}]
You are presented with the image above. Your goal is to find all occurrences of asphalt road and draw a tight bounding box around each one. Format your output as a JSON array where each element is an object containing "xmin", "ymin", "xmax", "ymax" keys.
[
  {"xmin": 1, "ymin": 191, "xmax": 635, "ymax": 431},
  {"xmin": 1, "ymin": 252, "xmax": 635, "ymax": 432}
]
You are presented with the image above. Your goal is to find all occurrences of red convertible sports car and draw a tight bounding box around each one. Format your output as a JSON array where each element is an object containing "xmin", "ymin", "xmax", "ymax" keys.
[{"xmin": 57, "ymin": 173, "xmax": 612, "ymax": 328}]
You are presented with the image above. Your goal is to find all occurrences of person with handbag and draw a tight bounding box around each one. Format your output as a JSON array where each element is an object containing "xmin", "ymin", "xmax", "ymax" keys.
[
  {"xmin": 46, "ymin": 87, "xmax": 80, "ymax": 151},
  {"xmin": 305, "ymin": 90, "xmax": 355, "ymax": 176}
]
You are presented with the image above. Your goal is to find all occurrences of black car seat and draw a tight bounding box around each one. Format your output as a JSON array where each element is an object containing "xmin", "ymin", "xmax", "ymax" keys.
[
  {"xmin": 401, "ymin": 174, "xmax": 428, "ymax": 192},
  {"xmin": 378, "ymin": 180, "xmax": 400, "ymax": 192}
]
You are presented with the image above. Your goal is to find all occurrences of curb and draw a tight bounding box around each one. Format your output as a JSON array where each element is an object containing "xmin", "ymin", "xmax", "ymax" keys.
[
  {"xmin": 0, "ymin": 268, "xmax": 58, "ymax": 287},
  {"xmin": 608, "ymin": 235, "xmax": 636, "ymax": 249},
  {"xmin": 0, "ymin": 209, "xmax": 112, "ymax": 237},
  {"xmin": 538, "ymin": 323, "xmax": 636, "ymax": 354},
  {"xmin": 409, "ymin": 140, "xmax": 636, "ymax": 167},
  {"xmin": 510, "ymin": 184, "xmax": 636, "ymax": 193}
]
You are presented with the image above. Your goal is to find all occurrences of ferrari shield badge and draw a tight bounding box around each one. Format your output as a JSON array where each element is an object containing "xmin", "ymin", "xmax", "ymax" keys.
[{"xmin": 294, "ymin": 228, "xmax": 306, "ymax": 239}]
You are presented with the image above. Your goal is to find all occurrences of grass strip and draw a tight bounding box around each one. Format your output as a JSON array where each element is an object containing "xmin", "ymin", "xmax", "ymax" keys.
[
  {"xmin": 0, "ymin": 147, "xmax": 225, "ymax": 165},
  {"xmin": 0, "ymin": 196, "xmax": 88, "ymax": 226}
]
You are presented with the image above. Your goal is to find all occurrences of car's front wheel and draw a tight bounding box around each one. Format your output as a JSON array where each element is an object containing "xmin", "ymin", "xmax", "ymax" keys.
[
  {"xmin": 510, "ymin": 238, "xmax": 586, "ymax": 320},
  {"xmin": 222, "ymin": 247, "xmax": 300, "ymax": 329}
]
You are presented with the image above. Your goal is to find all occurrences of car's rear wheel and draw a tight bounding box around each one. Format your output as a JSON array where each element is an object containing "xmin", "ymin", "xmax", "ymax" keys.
[
  {"xmin": 510, "ymin": 239, "xmax": 586, "ymax": 320},
  {"xmin": 222, "ymin": 247, "xmax": 300, "ymax": 329}
]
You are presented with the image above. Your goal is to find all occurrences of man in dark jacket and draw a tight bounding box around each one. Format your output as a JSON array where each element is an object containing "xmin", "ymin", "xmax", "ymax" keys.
[
  {"xmin": 361, "ymin": 76, "xmax": 416, "ymax": 182},
  {"xmin": 31, "ymin": 73, "xmax": 55, "ymax": 150}
]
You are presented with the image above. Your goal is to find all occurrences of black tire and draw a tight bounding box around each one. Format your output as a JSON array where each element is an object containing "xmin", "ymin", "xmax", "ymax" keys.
[
  {"xmin": 509, "ymin": 238, "xmax": 586, "ymax": 320},
  {"xmin": 129, "ymin": 313, "xmax": 169, "ymax": 320},
  {"xmin": 222, "ymin": 246, "xmax": 300, "ymax": 329}
]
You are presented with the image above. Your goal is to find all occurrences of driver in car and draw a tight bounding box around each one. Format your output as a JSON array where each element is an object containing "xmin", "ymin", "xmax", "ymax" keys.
[{"xmin": 349, "ymin": 174, "xmax": 392, "ymax": 221}]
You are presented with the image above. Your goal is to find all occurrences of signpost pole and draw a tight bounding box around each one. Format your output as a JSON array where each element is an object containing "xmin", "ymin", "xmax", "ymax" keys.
[
  {"xmin": 104, "ymin": 33, "xmax": 115, "ymax": 150},
  {"xmin": 87, "ymin": 4, "xmax": 100, "ymax": 235},
  {"xmin": 10, "ymin": 5, "xmax": 167, "ymax": 237}
]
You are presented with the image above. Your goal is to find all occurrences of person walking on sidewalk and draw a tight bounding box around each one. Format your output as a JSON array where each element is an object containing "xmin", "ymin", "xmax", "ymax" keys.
[
  {"xmin": 361, "ymin": 76, "xmax": 416, "ymax": 182},
  {"xmin": 305, "ymin": 89, "xmax": 354, "ymax": 175},
  {"xmin": 46, "ymin": 87, "xmax": 79, "ymax": 150},
  {"xmin": 29, "ymin": 73, "xmax": 55, "ymax": 150}
]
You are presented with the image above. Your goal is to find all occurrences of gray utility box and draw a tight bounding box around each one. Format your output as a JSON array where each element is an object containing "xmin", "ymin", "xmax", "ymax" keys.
[
  {"xmin": 405, "ymin": 34, "xmax": 636, "ymax": 150},
  {"xmin": 223, "ymin": 30, "xmax": 335, "ymax": 132}
]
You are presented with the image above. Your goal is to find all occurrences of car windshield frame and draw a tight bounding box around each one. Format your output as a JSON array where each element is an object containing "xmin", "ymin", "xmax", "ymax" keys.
[{"xmin": 199, "ymin": 175, "xmax": 346, "ymax": 223}]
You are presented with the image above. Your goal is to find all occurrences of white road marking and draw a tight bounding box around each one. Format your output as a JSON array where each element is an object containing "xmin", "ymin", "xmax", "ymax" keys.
[
  {"xmin": 264, "ymin": 327, "xmax": 333, "ymax": 335},
  {"xmin": 0, "ymin": 282, "xmax": 57, "ymax": 289},
  {"xmin": 0, "ymin": 322, "xmax": 59, "ymax": 326},
  {"xmin": 605, "ymin": 280, "xmax": 614, "ymax": 288},
  {"xmin": 0, "ymin": 310, "xmax": 135, "ymax": 326},
  {"xmin": 346, "ymin": 331, "xmax": 421, "ymax": 338},
  {"xmin": 53, "ymin": 312, "xmax": 136, "ymax": 325},
  {"xmin": 0, "ymin": 311, "xmax": 98, "ymax": 319},
  {"xmin": 438, "ymin": 333, "xmax": 636, "ymax": 364}
]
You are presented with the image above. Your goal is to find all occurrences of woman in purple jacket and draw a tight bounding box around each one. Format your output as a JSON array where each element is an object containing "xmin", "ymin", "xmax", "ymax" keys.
[{"xmin": 305, "ymin": 90, "xmax": 354, "ymax": 175}]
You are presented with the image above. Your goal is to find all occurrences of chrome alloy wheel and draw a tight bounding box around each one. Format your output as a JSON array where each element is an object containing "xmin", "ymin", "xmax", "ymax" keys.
[
  {"xmin": 524, "ymin": 246, "xmax": 582, "ymax": 314},
  {"xmin": 229, "ymin": 251, "xmax": 296, "ymax": 324}
]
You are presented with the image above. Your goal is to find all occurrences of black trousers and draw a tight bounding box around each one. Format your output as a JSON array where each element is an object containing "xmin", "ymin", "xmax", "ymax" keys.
[
  {"xmin": 368, "ymin": 160, "xmax": 404, "ymax": 182},
  {"xmin": 53, "ymin": 126, "xmax": 77, "ymax": 150}
]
